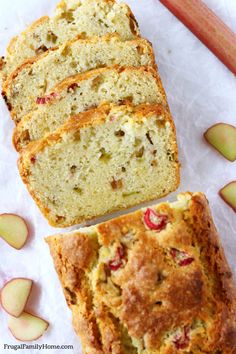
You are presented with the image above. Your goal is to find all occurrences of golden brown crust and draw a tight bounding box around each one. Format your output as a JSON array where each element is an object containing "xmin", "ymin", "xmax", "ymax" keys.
[
  {"xmin": 45, "ymin": 192, "xmax": 236, "ymax": 353},
  {"xmin": 46, "ymin": 232, "xmax": 103, "ymax": 353},
  {"xmin": 185, "ymin": 194, "xmax": 236, "ymax": 349}
]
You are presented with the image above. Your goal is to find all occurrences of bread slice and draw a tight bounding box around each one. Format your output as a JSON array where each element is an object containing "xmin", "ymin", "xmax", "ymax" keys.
[
  {"xmin": 18, "ymin": 104, "xmax": 179, "ymax": 227},
  {"xmin": 1, "ymin": 0, "xmax": 139, "ymax": 80},
  {"xmin": 13, "ymin": 66, "xmax": 168, "ymax": 151},
  {"xmin": 3, "ymin": 35, "xmax": 155, "ymax": 123},
  {"xmin": 45, "ymin": 192, "xmax": 236, "ymax": 353}
]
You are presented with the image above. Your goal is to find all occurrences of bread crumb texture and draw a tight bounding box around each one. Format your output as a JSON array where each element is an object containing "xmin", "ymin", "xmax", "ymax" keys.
[
  {"xmin": 46, "ymin": 192, "xmax": 236, "ymax": 353},
  {"xmin": 3, "ymin": 35, "xmax": 155, "ymax": 123},
  {"xmin": 18, "ymin": 104, "xmax": 179, "ymax": 227},
  {"xmin": 13, "ymin": 66, "xmax": 167, "ymax": 150},
  {"xmin": 1, "ymin": 0, "xmax": 139, "ymax": 79}
]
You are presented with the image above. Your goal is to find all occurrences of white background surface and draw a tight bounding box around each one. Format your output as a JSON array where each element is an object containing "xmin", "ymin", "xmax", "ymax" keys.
[{"xmin": 0, "ymin": 0, "xmax": 235, "ymax": 353}]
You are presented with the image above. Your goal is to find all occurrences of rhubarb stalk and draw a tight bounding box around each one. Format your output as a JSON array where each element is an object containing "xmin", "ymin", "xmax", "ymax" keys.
[{"xmin": 159, "ymin": 0, "xmax": 236, "ymax": 76}]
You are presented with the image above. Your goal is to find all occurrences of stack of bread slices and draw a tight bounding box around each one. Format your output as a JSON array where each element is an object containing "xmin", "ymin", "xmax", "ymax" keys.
[{"xmin": 1, "ymin": 0, "xmax": 180, "ymax": 227}]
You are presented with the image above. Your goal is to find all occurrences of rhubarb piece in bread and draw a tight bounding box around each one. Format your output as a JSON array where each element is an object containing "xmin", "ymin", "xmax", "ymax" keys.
[
  {"xmin": 18, "ymin": 104, "xmax": 179, "ymax": 227},
  {"xmin": 3, "ymin": 35, "xmax": 155, "ymax": 123},
  {"xmin": 13, "ymin": 66, "xmax": 168, "ymax": 151},
  {"xmin": 45, "ymin": 192, "xmax": 236, "ymax": 353},
  {"xmin": 1, "ymin": 0, "xmax": 139, "ymax": 80}
]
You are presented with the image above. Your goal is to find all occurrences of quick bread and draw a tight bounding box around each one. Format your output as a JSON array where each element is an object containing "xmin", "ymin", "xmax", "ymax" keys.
[
  {"xmin": 1, "ymin": 0, "xmax": 139, "ymax": 80},
  {"xmin": 18, "ymin": 104, "xmax": 179, "ymax": 227},
  {"xmin": 3, "ymin": 35, "xmax": 155, "ymax": 123},
  {"xmin": 13, "ymin": 66, "xmax": 168, "ymax": 151},
  {"xmin": 45, "ymin": 192, "xmax": 236, "ymax": 353}
]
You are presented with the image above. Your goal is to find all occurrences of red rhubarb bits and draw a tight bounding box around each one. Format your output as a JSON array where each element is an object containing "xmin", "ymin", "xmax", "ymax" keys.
[
  {"xmin": 109, "ymin": 115, "xmax": 117, "ymax": 122},
  {"xmin": 30, "ymin": 156, "xmax": 36, "ymax": 164},
  {"xmin": 67, "ymin": 83, "xmax": 78, "ymax": 92},
  {"xmin": 170, "ymin": 248, "xmax": 194, "ymax": 267},
  {"xmin": 143, "ymin": 208, "xmax": 168, "ymax": 232},
  {"xmin": 36, "ymin": 92, "xmax": 58, "ymax": 104},
  {"xmin": 108, "ymin": 246, "xmax": 125, "ymax": 271},
  {"xmin": 173, "ymin": 326, "xmax": 190, "ymax": 350}
]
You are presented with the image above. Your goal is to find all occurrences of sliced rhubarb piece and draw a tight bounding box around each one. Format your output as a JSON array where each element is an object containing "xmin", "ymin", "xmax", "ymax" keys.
[
  {"xmin": 159, "ymin": 0, "xmax": 236, "ymax": 76},
  {"xmin": 173, "ymin": 326, "xmax": 190, "ymax": 349},
  {"xmin": 36, "ymin": 92, "xmax": 58, "ymax": 104},
  {"xmin": 170, "ymin": 248, "xmax": 194, "ymax": 266},
  {"xmin": 68, "ymin": 83, "xmax": 78, "ymax": 92},
  {"xmin": 108, "ymin": 246, "xmax": 125, "ymax": 271},
  {"xmin": 30, "ymin": 156, "xmax": 36, "ymax": 164},
  {"xmin": 8, "ymin": 312, "xmax": 49, "ymax": 341},
  {"xmin": 219, "ymin": 181, "xmax": 236, "ymax": 212},
  {"xmin": 1, "ymin": 278, "xmax": 33, "ymax": 317},
  {"xmin": 0, "ymin": 214, "xmax": 29, "ymax": 249},
  {"xmin": 143, "ymin": 208, "xmax": 168, "ymax": 231},
  {"xmin": 204, "ymin": 123, "xmax": 236, "ymax": 162}
]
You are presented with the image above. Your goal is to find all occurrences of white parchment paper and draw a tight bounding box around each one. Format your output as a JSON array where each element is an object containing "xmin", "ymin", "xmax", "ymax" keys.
[{"xmin": 0, "ymin": 0, "xmax": 235, "ymax": 353}]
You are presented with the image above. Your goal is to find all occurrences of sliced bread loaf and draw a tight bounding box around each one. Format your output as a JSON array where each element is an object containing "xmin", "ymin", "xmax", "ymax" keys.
[
  {"xmin": 1, "ymin": 0, "xmax": 139, "ymax": 79},
  {"xmin": 18, "ymin": 104, "xmax": 179, "ymax": 227},
  {"xmin": 3, "ymin": 35, "xmax": 155, "ymax": 123},
  {"xmin": 13, "ymin": 66, "xmax": 168, "ymax": 151}
]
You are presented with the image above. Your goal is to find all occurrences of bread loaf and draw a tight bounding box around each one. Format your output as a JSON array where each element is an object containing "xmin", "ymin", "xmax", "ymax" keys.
[
  {"xmin": 45, "ymin": 192, "xmax": 236, "ymax": 353},
  {"xmin": 18, "ymin": 104, "xmax": 179, "ymax": 227}
]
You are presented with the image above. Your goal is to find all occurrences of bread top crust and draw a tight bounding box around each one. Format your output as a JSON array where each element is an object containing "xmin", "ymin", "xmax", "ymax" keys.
[{"xmin": 46, "ymin": 192, "xmax": 236, "ymax": 353}]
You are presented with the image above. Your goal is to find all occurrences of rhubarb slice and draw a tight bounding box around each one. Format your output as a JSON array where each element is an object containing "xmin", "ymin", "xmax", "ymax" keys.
[
  {"xmin": 8, "ymin": 312, "xmax": 49, "ymax": 341},
  {"xmin": 173, "ymin": 326, "xmax": 190, "ymax": 349},
  {"xmin": 143, "ymin": 208, "xmax": 168, "ymax": 231},
  {"xmin": 204, "ymin": 123, "xmax": 236, "ymax": 162},
  {"xmin": 219, "ymin": 181, "xmax": 236, "ymax": 212},
  {"xmin": 108, "ymin": 246, "xmax": 125, "ymax": 271},
  {"xmin": 0, "ymin": 214, "xmax": 29, "ymax": 249},
  {"xmin": 1, "ymin": 278, "xmax": 33, "ymax": 317},
  {"xmin": 170, "ymin": 248, "xmax": 194, "ymax": 266},
  {"xmin": 36, "ymin": 92, "xmax": 58, "ymax": 104}
]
